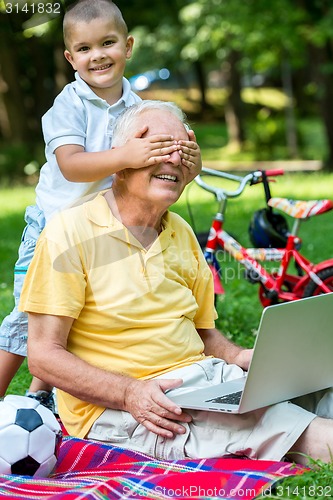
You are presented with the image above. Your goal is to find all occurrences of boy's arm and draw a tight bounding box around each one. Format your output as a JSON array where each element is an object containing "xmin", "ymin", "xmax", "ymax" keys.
[{"xmin": 56, "ymin": 134, "xmax": 181, "ymax": 182}]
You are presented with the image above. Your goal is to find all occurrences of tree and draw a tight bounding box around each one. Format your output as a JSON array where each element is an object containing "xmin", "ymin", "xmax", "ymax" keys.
[
  {"xmin": 0, "ymin": 14, "xmax": 32, "ymax": 143},
  {"xmin": 295, "ymin": 0, "xmax": 333, "ymax": 170},
  {"xmin": 0, "ymin": 7, "xmax": 70, "ymax": 176},
  {"xmin": 179, "ymin": 0, "xmax": 333, "ymax": 169},
  {"xmin": 179, "ymin": 0, "xmax": 306, "ymax": 152},
  {"xmin": 2, "ymin": 0, "xmax": 333, "ymax": 177}
]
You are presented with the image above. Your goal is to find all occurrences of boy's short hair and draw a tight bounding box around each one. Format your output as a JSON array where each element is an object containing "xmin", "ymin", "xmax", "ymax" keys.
[{"xmin": 63, "ymin": 0, "xmax": 128, "ymax": 49}]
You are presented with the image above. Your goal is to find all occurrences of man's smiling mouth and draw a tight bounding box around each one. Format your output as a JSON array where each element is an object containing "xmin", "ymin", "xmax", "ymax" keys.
[{"xmin": 155, "ymin": 174, "xmax": 177, "ymax": 182}]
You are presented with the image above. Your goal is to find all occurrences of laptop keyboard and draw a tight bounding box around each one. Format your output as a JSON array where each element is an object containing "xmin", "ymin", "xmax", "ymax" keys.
[{"xmin": 205, "ymin": 390, "xmax": 242, "ymax": 405}]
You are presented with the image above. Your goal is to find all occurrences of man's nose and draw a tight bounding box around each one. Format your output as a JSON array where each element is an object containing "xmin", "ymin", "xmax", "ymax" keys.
[{"xmin": 167, "ymin": 149, "xmax": 182, "ymax": 166}]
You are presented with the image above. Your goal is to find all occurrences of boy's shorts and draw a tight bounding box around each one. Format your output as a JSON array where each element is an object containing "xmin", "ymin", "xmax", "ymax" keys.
[
  {"xmin": 0, "ymin": 205, "xmax": 45, "ymax": 356},
  {"xmin": 87, "ymin": 358, "xmax": 320, "ymax": 461}
]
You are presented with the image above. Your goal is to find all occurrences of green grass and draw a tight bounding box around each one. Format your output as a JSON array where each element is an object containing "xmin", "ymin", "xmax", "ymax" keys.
[
  {"xmin": 0, "ymin": 186, "xmax": 35, "ymax": 394},
  {"xmin": 1, "ymin": 174, "xmax": 333, "ymax": 492},
  {"xmin": 258, "ymin": 458, "xmax": 333, "ymax": 499}
]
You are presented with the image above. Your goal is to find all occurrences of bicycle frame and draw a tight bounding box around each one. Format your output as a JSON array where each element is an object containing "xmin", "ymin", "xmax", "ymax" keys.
[{"xmin": 196, "ymin": 168, "xmax": 333, "ymax": 306}]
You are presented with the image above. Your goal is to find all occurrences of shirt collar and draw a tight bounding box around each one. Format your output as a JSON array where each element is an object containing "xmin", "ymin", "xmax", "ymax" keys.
[
  {"xmin": 74, "ymin": 72, "xmax": 133, "ymax": 107},
  {"xmin": 84, "ymin": 192, "xmax": 175, "ymax": 244},
  {"xmin": 84, "ymin": 191, "xmax": 117, "ymax": 228}
]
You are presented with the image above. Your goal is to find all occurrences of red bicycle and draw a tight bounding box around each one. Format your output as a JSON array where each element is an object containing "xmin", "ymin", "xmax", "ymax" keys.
[{"xmin": 192, "ymin": 167, "xmax": 333, "ymax": 306}]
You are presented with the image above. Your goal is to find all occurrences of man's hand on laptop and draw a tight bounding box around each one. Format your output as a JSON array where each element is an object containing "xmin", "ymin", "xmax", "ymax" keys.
[
  {"xmin": 124, "ymin": 378, "xmax": 192, "ymax": 438},
  {"xmin": 233, "ymin": 349, "xmax": 253, "ymax": 371}
]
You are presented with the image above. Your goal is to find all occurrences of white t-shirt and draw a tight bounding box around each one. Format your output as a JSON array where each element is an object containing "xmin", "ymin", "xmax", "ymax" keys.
[{"xmin": 35, "ymin": 72, "xmax": 141, "ymax": 221}]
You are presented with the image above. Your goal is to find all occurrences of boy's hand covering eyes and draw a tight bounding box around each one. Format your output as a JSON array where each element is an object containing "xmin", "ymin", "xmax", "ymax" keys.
[
  {"xmin": 117, "ymin": 125, "xmax": 180, "ymax": 168},
  {"xmin": 116, "ymin": 126, "xmax": 202, "ymax": 178}
]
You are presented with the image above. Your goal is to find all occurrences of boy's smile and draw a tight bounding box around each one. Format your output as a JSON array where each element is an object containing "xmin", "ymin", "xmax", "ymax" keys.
[{"xmin": 91, "ymin": 63, "xmax": 113, "ymax": 72}]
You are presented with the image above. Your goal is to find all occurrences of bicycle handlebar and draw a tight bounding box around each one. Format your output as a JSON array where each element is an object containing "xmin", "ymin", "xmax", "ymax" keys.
[
  {"xmin": 264, "ymin": 169, "xmax": 284, "ymax": 177},
  {"xmin": 194, "ymin": 167, "xmax": 284, "ymax": 200}
]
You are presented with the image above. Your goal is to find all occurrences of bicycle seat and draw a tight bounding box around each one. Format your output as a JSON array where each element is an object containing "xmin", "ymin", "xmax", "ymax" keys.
[{"xmin": 268, "ymin": 197, "xmax": 333, "ymax": 219}]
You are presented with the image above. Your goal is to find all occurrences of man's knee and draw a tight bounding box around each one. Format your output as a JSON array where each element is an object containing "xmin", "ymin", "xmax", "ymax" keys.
[{"xmin": 289, "ymin": 416, "xmax": 333, "ymax": 465}]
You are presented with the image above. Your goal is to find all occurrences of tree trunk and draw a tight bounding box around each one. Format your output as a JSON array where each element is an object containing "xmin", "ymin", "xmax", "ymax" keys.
[
  {"xmin": 295, "ymin": 0, "xmax": 333, "ymax": 171},
  {"xmin": 193, "ymin": 60, "xmax": 208, "ymax": 114},
  {"xmin": 309, "ymin": 43, "xmax": 333, "ymax": 171},
  {"xmin": 0, "ymin": 17, "xmax": 31, "ymax": 142},
  {"xmin": 281, "ymin": 57, "xmax": 299, "ymax": 158},
  {"xmin": 223, "ymin": 49, "xmax": 245, "ymax": 149}
]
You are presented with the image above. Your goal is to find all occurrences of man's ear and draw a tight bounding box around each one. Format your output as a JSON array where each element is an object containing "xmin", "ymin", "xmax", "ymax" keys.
[
  {"xmin": 134, "ymin": 125, "xmax": 148, "ymax": 139},
  {"xmin": 64, "ymin": 50, "xmax": 76, "ymax": 70},
  {"xmin": 116, "ymin": 170, "xmax": 127, "ymax": 180},
  {"xmin": 111, "ymin": 147, "xmax": 128, "ymax": 179}
]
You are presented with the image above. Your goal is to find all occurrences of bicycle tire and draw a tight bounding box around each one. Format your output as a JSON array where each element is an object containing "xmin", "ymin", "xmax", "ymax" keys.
[
  {"xmin": 196, "ymin": 231, "xmax": 211, "ymax": 249},
  {"xmin": 302, "ymin": 266, "xmax": 333, "ymax": 297},
  {"xmin": 258, "ymin": 272, "xmax": 300, "ymax": 307}
]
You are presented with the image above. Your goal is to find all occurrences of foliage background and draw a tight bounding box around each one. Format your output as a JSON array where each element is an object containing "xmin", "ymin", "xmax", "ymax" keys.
[{"xmin": 1, "ymin": 0, "xmax": 333, "ymax": 182}]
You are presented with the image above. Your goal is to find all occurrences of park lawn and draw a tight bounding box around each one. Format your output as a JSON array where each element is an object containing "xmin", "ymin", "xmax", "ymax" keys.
[
  {"xmin": 0, "ymin": 186, "xmax": 36, "ymax": 394},
  {"xmin": 1, "ymin": 172, "xmax": 333, "ymax": 494}
]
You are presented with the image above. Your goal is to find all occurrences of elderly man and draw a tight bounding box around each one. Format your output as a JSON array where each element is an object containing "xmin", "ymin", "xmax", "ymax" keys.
[{"xmin": 20, "ymin": 100, "xmax": 333, "ymax": 463}]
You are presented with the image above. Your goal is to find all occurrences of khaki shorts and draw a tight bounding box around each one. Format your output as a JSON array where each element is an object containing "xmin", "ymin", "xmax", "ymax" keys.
[{"xmin": 87, "ymin": 358, "xmax": 323, "ymax": 461}]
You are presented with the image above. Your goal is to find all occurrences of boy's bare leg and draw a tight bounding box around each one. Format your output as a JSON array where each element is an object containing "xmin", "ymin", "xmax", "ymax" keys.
[
  {"xmin": 289, "ymin": 417, "xmax": 333, "ymax": 464},
  {"xmin": 26, "ymin": 377, "xmax": 55, "ymax": 414},
  {"xmin": 0, "ymin": 350, "xmax": 25, "ymax": 397},
  {"xmin": 28, "ymin": 376, "xmax": 53, "ymax": 393}
]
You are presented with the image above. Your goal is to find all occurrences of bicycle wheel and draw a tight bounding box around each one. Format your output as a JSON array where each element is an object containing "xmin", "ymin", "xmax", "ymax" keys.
[
  {"xmin": 196, "ymin": 231, "xmax": 211, "ymax": 249},
  {"xmin": 302, "ymin": 266, "xmax": 333, "ymax": 297},
  {"xmin": 258, "ymin": 272, "xmax": 300, "ymax": 307}
]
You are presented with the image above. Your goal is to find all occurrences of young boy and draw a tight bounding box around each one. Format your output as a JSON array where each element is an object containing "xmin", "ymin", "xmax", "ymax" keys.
[{"xmin": 0, "ymin": 0, "xmax": 201, "ymax": 410}]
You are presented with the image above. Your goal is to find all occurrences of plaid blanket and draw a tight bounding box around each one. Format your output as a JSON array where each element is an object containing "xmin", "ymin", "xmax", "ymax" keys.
[{"xmin": 0, "ymin": 436, "xmax": 305, "ymax": 499}]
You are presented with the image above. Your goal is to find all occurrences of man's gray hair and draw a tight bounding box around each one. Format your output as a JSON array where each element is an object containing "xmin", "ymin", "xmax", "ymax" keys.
[{"xmin": 112, "ymin": 100, "xmax": 190, "ymax": 147}]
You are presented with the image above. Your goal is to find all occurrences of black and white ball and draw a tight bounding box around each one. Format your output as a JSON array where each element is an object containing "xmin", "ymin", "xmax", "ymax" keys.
[{"xmin": 0, "ymin": 395, "xmax": 62, "ymax": 477}]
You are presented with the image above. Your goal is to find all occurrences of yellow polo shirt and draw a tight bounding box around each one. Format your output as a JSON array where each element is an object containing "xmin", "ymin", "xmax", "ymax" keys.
[{"xmin": 20, "ymin": 192, "xmax": 217, "ymax": 437}]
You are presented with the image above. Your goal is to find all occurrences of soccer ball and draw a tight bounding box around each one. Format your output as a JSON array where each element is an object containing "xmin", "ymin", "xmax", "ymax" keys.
[{"xmin": 0, "ymin": 395, "xmax": 62, "ymax": 477}]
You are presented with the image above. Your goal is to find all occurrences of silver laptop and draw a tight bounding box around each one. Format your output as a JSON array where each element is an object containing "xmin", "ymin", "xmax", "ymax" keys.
[{"xmin": 169, "ymin": 293, "xmax": 333, "ymax": 414}]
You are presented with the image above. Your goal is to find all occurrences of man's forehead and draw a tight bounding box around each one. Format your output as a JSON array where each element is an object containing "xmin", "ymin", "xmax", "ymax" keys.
[{"xmin": 141, "ymin": 109, "xmax": 188, "ymax": 140}]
